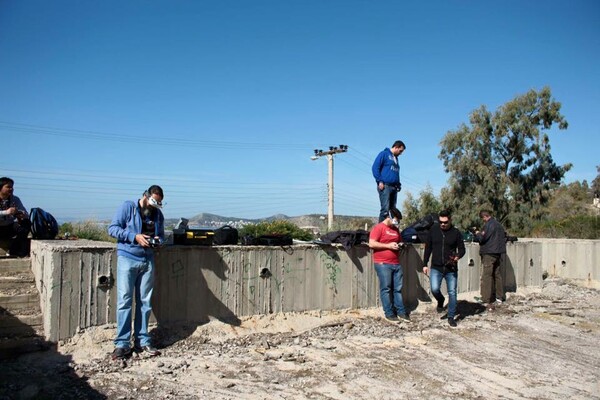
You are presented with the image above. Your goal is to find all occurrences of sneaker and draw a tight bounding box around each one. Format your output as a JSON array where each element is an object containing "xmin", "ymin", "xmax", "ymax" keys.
[
  {"xmin": 134, "ymin": 345, "xmax": 161, "ymax": 356},
  {"xmin": 384, "ymin": 315, "xmax": 400, "ymax": 324},
  {"xmin": 448, "ymin": 318, "xmax": 457, "ymax": 327},
  {"xmin": 495, "ymin": 299, "xmax": 503, "ymax": 305},
  {"xmin": 397, "ymin": 314, "xmax": 412, "ymax": 323},
  {"xmin": 111, "ymin": 347, "xmax": 132, "ymax": 360},
  {"xmin": 474, "ymin": 296, "xmax": 484, "ymax": 304},
  {"xmin": 436, "ymin": 303, "xmax": 445, "ymax": 313}
]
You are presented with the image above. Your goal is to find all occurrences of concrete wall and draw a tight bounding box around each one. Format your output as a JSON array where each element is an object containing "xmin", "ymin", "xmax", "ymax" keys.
[
  {"xmin": 30, "ymin": 239, "xmax": 600, "ymax": 341},
  {"xmin": 30, "ymin": 240, "xmax": 117, "ymax": 342}
]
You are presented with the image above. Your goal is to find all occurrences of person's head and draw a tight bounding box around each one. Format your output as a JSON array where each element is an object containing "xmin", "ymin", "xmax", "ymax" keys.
[
  {"xmin": 141, "ymin": 185, "xmax": 164, "ymax": 214},
  {"xmin": 479, "ymin": 209, "xmax": 492, "ymax": 222},
  {"xmin": 386, "ymin": 207, "xmax": 402, "ymax": 227},
  {"xmin": 438, "ymin": 209, "xmax": 452, "ymax": 230},
  {"xmin": 0, "ymin": 177, "xmax": 14, "ymax": 199},
  {"xmin": 391, "ymin": 140, "xmax": 406, "ymax": 156}
]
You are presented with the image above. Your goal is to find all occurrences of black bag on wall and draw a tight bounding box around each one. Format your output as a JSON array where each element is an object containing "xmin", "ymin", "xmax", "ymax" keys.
[{"xmin": 213, "ymin": 225, "xmax": 239, "ymax": 245}]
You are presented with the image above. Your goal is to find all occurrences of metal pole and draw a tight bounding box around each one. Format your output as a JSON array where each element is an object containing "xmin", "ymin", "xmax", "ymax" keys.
[{"xmin": 328, "ymin": 154, "xmax": 334, "ymax": 230}]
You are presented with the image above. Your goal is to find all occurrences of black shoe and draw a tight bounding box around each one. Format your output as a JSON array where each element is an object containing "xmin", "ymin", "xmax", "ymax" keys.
[
  {"xmin": 111, "ymin": 347, "xmax": 132, "ymax": 360},
  {"xmin": 384, "ymin": 315, "xmax": 400, "ymax": 324},
  {"xmin": 397, "ymin": 314, "xmax": 411, "ymax": 323},
  {"xmin": 134, "ymin": 345, "xmax": 161, "ymax": 356},
  {"xmin": 448, "ymin": 318, "xmax": 457, "ymax": 327},
  {"xmin": 436, "ymin": 304, "xmax": 445, "ymax": 313}
]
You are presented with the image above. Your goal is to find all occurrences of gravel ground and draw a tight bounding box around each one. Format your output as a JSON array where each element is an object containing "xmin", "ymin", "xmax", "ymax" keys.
[{"xmin": 1, "ymin": 277, "xmax": 599, "ymax": 399}]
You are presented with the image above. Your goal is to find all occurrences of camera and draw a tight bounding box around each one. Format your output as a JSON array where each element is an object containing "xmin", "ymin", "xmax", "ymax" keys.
[{"xmin": 148, "ymin": 237, "xmax": 161, "ymax": 248}]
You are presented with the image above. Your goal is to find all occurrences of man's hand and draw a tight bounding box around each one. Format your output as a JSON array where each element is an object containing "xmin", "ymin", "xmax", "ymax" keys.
[
  {"xmin": 135, "ymin": 234, "xmax": 152, "ymax": 247},
  {"xmin": 6, "ymin": 207, "xmax": 18, "ymax": 215},
  {"xmin": 388, "ymin": 242, "xmax": 399, "ymax": 251},
  {"xmin": 422, "ymin": 266, "xmax": 429, "ymax": 276},
  {"xmin": 378, "ymin": 182, "xmax": 384, "ymax": 190}
]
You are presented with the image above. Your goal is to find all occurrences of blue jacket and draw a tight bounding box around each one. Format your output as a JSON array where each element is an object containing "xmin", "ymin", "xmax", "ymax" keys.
[
  {"xmin": 372, "ymin": 148, "xmax": 400, "ymax": 187},
  {"xmin": 108, "ymin": 200, "xmax": 165, "ymax": 261}
]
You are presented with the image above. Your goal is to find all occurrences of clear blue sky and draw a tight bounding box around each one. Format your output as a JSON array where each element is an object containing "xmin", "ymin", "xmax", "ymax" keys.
[{"xmin": 1, "ymin": 1, "xmax": 598, "ymax": 222}]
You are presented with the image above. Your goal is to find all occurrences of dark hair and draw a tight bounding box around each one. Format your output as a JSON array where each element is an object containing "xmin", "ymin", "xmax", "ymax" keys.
[
  {"xmin": 389, "ymin": 207, "xmax": 402, "ymax": 220},
  {"xmin": 0, "ymin": 177, "xmax": 14, "ymax": 189},
  {"xmin": 392, "ymin": 140, "xmax": 406, "ymax": 149},
  {"xmin": 439, "ymin": 209, "xmax": 451, "ymax": 219},
  {"xmin": 479, "ymin": 210, "xmax": 491, "ymax": 218},
  {"xmin": 146, "ymin": 185, "xmax": 164, "ymax": 198}
]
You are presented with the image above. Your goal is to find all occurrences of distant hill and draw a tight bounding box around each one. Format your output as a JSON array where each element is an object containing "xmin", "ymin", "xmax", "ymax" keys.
[{"xmin": 165, "ymin": 213, "xmax": 377, "ymax": 231}]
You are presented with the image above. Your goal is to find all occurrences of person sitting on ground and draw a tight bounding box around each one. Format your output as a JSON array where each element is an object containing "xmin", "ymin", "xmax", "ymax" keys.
[{"xmin": 0, "ymin": 177, "xmax": 30, "ymax": 257}]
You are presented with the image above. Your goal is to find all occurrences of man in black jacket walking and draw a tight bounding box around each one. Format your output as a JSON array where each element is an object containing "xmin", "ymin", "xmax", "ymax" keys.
[
  {"xmin": 474, "ymin": 210, "xmax": 507, "ymax": 308},
  {"xmin": 422, "ymin": 210, "xmax": 465, "ymax": 327}
]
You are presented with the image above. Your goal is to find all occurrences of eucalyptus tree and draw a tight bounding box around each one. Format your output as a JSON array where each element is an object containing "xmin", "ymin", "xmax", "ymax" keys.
[{"xmin": 439, "ymin": 87, "xmax": 571, "ymax": 234}]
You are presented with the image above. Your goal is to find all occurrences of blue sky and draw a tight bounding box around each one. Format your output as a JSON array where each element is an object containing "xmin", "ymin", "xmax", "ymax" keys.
[{"xmin": 0, "ymin": 1, "xmax": 598, "ymax": 222}]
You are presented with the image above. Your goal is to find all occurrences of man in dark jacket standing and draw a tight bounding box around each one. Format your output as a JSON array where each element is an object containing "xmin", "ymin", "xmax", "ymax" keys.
[
  {"xmin": 422, "ymin": 210, "xmax": 465, "ymax": 327},
  {"xmin": 474, "ymin": 210, "xmax": 507, "ymax": 308},
  {"xmin": 372, "ymin": 140, "xmax": 405, "ymax": 222}
]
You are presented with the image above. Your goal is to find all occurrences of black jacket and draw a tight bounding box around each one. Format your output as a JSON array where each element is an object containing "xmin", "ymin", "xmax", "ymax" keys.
[
  {"xmin": 423, "ymin": 225, "xmax": 466, "ymax": 269},
  {"xmin": 475, "ymin": 217, "xmax": 506, "ymax": 254}
]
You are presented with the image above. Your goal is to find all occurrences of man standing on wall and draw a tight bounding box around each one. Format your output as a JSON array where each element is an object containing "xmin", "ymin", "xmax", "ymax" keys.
[
  {"xmin": 108, "ymin": 185, "xmax": 165, "ymax": 360},
  {"xmin": 368, "ymin": 207, "xmax": 411, "ymax": 323},
  {"xmin": 422, "ymin": 210, "xmax": 465, "ymax": 327},
  {"xmin": 372, "ymin": 140, "xmax": 406, "ymax": 222},
  {"xmin": 474, "ymin": 209, "xmax": 507, "ymax": 310},
  {"xmin": 0, "ymin": 177, "xmax": 30, "ymax": 257}
]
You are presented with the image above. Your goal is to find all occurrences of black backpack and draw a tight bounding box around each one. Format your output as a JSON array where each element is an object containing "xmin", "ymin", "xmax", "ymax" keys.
[
  {"xmin": 403, "ymin": 213, "xmax": 438, "ymax": 243},
  {"xmin": 30, "ymin": 207, "xmax": 59, "ymax": 239}
]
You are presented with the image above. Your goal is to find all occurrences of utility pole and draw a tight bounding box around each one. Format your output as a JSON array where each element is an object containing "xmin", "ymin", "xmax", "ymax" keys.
[{"xmin": 311, "ymin": 145, "xmax": 348, "ymax": 230}]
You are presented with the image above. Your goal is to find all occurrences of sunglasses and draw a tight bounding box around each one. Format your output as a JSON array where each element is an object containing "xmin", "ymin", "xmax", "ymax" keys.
[{"xmin": 439, "ymin": 220, "xmax": 450, "ymax": 225}]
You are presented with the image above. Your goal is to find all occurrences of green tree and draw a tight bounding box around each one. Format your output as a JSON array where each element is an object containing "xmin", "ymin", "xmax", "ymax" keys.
[
  {"xmin": 401, "ymin": 185, "xmax": 442, "ymax": 225},
  {"xmin": 592, "ymin": 165, "xmax": 600, "ymax": 198},
  {"xmin": 439, "ymin": 87, "xmax": 571, "ymax": 235},
  {"xmin": 545, "ymin": 181, "xmax": 591, "ymax": 221}
]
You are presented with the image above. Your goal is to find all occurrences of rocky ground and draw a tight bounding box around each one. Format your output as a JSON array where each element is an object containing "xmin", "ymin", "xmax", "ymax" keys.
[{"xmin": 1, "ymin": 277, "xmax": 599, "ymax": 399}]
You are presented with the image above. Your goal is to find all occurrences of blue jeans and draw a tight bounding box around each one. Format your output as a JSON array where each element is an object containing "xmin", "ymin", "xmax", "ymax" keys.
[
  {"xmin": 374, "ymin": 263, "xmax": 407, "ymax": 317},
  {"xmin": 115, "ymin": 256, "xmax": 155, "ymax": 348},
  {"xmin": 430, "ymin": 267, "xmax": 457, "ymax": 319},
  {"xmin": 378, "ymin": 184, "xmax": 398, "ymax": 222}
]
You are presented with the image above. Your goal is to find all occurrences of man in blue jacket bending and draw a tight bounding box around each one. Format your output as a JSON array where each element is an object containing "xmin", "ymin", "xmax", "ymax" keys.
[
  {"xmin": 372, "ymin": 140, "xmax": 406, "ymax": 222},
  {"xmin": 108, "ymin": 185, "xmax": 165, "ymax": 360}
]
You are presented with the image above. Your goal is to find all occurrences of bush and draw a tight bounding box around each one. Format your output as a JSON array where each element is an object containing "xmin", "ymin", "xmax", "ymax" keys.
[
  {"xmin": 59, "ymin": 220, "xmax": 115, "ymax": 242},
  {"xmin": 530, "ymin": 215, "xmax": 600, "ymax": 239},
  {"xmin": 239, "ymin": 220, "xmax": 315, "ymax": 241}
]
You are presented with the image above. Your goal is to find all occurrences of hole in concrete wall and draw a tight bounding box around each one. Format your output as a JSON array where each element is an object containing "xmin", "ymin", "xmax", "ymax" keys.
[
  {"xmin": 259, "ymin": 268, "xmax": 272, "ymax": 279},
  {"xmin": 561, "ymin": 260, "xmax": 566, "ymax": 267},
  {"xmin": 468, "ymin": 259, "xmax": 475, "ymax": 267},
  {"xmin": 97, "ymin": 275, "xmax": 114, "ymax": 289},
  {"xmin": 529, "ymin": 258, "xmax": 534, "ymax": 267}
]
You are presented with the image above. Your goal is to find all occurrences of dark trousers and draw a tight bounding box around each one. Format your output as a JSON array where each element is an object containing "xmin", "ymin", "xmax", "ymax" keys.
[
  {"xmin": 0, "ymin": 220, "xmax": 31, "ymax": 257},
  {"xmin": 480, "ymin": 253, "xmax": 504, "ymax": 303}
]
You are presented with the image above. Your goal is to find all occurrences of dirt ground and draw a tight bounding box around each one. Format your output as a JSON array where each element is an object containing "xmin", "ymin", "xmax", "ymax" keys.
[{"xmin": 1, "ymin": 277, "xmax": 599, "ymax": 400}]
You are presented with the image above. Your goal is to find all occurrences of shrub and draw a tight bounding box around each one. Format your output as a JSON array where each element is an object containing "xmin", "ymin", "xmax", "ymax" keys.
[
  {"xmin": 239, "ymin": 220, "xmax": 315, "ymax": 241},
  {"xmin": 59, "ymin": 220, "xmax": 115, "ymax": 242},
  {"xmin": 530, "ymin": 215, "xmax": 600, "ymax": 239}
]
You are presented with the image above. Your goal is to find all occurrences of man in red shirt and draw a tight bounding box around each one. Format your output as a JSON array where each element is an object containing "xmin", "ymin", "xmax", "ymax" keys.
[{"xmin": 368, "ymin": 207, "xmax": 410, "ymax": 323}]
